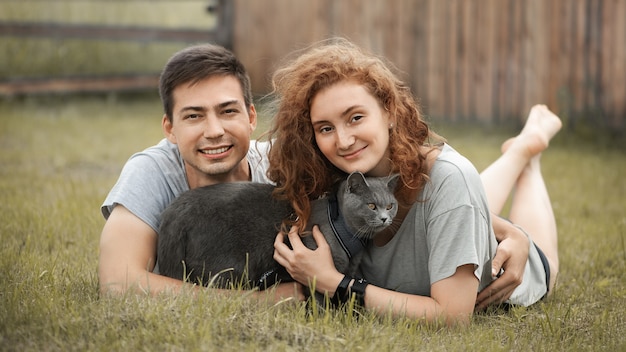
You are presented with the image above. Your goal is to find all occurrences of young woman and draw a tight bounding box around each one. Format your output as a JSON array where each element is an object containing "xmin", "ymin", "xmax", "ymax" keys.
[{"xmin": 267, "ymin": 39, "xmax": 561, "ymax": 325}]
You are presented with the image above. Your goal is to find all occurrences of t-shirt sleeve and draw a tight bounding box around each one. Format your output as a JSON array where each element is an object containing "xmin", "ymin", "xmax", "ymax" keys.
[
  {"xmin": 247, "ymin": 140, "xmax": 273, "ymax": 184},
  {"xmin": 424, "ymin": 160, "xmax": 493, "ymax": 285},
  {"xmin": 101, "ymin": 152, "xmax": 186, "ymax": 232}
]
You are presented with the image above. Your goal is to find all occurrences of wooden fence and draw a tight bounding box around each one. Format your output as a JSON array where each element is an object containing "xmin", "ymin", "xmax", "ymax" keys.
[
  {"xmin": 233, "ymin": 0, "xmax": 625, "ymax": 129},
  {"xmin": 1, "ymin": 0, "xmax": 623, "ymax": 129}
]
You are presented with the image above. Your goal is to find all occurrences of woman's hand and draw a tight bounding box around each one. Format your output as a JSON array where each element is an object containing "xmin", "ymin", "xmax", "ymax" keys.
[
  {"xmin": 475, "ymin": 216, "xmax": 530, "ymax": 310},
  {"xmin": 273, "ymin": 225, "xmax": 344, "ymax": 295}
]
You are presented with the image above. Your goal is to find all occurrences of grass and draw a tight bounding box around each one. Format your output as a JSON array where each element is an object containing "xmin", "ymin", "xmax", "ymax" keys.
[{"xmin": 0, "ymin": 95, "xmax": 625, "ymax": 351}]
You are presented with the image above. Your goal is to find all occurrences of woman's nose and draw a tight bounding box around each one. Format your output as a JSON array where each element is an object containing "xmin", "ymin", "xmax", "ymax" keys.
[{"xmin": 336, "ymin": 128, "xmax": 355, "ymax": 149}]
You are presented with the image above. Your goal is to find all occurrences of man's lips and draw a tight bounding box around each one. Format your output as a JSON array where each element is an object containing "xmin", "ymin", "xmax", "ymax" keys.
[{"xmin": 199, "ymin": 146, "xmax": 231, "ymax": 155}]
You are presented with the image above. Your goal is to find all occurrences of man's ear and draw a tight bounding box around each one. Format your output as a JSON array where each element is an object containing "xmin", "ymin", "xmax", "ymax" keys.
[
  {"xmin": 162, "ymin": 114, "xmax": 177, "ymax": 144},
  {"xmin": 248, "ymin": 104, "xmax": 258, "ymax": 132}
]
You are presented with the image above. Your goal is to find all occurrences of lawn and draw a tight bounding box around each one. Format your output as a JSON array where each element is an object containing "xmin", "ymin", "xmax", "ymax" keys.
[{"xmin": 0, "ymin": 95, "xmax": 624, "ymax": 351}]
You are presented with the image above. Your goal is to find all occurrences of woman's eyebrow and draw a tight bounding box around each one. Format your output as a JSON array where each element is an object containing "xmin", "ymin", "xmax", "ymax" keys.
[{"xmin": 341, "ymin": 105, "xmax": 364, "ymax": 117}]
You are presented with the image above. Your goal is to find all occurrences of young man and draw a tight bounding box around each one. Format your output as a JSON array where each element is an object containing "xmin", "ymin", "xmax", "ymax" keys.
[{"xmin": 98, "ymin": 44, "xmax": 303, "ymax": 301}]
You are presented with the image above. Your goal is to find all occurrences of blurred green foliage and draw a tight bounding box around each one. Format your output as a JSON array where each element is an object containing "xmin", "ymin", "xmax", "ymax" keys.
[{"xmin": 0, "ymin": 0, "xmax": 218, "ymax": 79}]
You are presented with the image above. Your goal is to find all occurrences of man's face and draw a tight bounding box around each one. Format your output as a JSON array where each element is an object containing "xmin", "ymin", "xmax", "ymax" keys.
[{"xmin": 163, "ymin": 75, "xmax": 257, "ymax": 188}]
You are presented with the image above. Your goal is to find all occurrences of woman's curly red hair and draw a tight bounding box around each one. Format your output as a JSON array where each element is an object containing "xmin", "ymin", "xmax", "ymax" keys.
[{"xmin": 266, "ymin": 38, "xmax": 442, "ymax": 231}]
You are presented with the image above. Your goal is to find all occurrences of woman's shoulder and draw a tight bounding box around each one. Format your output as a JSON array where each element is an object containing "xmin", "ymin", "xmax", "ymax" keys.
[{"xmin": 432, "ymin": 143, "xmax": 480, "ymax": 178}]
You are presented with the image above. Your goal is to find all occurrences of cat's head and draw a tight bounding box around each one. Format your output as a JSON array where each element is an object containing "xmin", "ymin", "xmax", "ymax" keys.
[{"xmin": 340, "ymin": 171, "xmax": 400, "ymax": 239}]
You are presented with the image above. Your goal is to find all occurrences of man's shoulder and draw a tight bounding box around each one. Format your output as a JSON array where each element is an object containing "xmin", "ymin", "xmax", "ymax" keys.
[
  {"xmin": 126, "ymin": 139, "xmax": 183, "ymax": 168},
  {"xmin": 133, "ymin": 138, "xmax": 179, "ymax": 159}
]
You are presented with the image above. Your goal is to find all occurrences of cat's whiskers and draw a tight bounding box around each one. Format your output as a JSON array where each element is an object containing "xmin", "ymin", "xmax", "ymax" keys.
[{"xmin": 354, "ymin": 223, "xmax": 384, "ymax": 240}]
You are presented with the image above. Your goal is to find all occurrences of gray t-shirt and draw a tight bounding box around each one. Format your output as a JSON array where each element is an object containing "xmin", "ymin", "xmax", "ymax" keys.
[
  {"xmin": 358, "ymin": 144, "xmax": 547, "ymax": 306},
  {"xmin": 101, "ymin": 138, "xmax": 272, "ymax": 233}
]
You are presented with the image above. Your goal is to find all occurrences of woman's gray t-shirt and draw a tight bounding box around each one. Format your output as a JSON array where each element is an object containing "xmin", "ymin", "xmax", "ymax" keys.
[{"xmin": 358, "ymin": 144, "xmax": 547, "ymax": 306}]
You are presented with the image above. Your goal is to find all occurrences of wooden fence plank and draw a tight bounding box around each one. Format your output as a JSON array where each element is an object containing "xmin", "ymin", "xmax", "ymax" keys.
[
  {"xmin": 444, "ymin": 0, "xmax": 458, "ymax": 121},
  {"xmin": 602, "ymin": 0, "xmax": 626, "ymax": 126},
  {"xmin": 473, "ymin": 0, "xmax": 496, "ymax": 122},
  {"xmin": 412, "ymin": 0, "xmax": 430, "ymax": 115},
  {"xmin": 457, "ymin": 0, "xmax": 473, "ymax": 121}
]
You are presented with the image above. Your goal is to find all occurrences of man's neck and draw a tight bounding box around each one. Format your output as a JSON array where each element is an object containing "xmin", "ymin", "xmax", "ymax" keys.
[{"xmin": 186, "ymin": 160, "xmax": 251, "ymax": 189}]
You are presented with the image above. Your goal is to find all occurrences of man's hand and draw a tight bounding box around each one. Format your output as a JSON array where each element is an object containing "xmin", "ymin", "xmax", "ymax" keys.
[{"xmin": 475, "ymin": 215, "xmax": 530, "ymax": 310}]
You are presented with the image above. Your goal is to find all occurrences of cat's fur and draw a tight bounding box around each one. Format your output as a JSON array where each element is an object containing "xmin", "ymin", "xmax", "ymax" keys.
[{"xmin": 157, "ymin": 171, "xmax": 399, "ymax": 290}]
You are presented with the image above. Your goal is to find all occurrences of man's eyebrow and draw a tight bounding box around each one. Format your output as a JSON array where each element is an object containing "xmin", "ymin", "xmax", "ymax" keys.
[
  {"xmin": 177, "ymin": 100, "xmax": 242, "ymax": 115},
  {"xmin": 179, "ymin": 105, "xmax": 205, "ymax": 114},
  {"xmin": 216, "ymin": 99, "xmax": 242, "ymax": 109}
]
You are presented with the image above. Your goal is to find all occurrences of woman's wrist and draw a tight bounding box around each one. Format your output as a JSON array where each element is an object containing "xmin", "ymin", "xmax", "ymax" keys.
[
  {"xmin": 314, "ymin": 271, "xmax": 345, "ymax": 297},
  {"xmin": 331, "ymin": 275, "xmax": 369, "ymax": 307},
  {"xmin": 331, "ymin": 275, "xmax": 353, "ymax": 306}
]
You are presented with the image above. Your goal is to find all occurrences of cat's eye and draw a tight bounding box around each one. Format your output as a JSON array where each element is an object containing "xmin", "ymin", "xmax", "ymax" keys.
[
  {"xmin": 368, "ymin": 203, "xmax": 376, "ymax": 210},
  {"xmin": 386, "ymin": 204, "xmax": 394, "ymax": 210}
]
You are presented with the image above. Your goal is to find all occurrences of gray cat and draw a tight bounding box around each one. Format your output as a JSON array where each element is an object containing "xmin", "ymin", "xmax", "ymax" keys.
[{"xmin": 157, "ymin": 171, "xmax": 399, "ymax": 291}]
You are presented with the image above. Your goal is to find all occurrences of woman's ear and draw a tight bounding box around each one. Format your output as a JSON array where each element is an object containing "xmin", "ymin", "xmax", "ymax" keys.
[
  {"xmin": 162, "ymin": 114, "xmax": 177, "ymax": 144},
  {"xmin": 383, "ymin": 105, "xmax": 395, "ymax": 129}
]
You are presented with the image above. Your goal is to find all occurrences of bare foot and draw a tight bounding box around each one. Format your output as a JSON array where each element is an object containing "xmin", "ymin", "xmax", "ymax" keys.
[{"xmin": 501, "ymin": 105, "xmax": 562, "ymax": 156}]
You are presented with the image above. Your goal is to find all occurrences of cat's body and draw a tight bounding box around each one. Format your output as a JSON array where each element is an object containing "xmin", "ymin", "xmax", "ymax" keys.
[{"xmin": 157, "ymin": 172, "xmax": 398, "ymax": 290}]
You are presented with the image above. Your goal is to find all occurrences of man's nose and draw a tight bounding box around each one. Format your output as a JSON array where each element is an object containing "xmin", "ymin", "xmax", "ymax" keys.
[{"xmin": 203, "ymin": 115, "xmax": 225, "ymax": 138}]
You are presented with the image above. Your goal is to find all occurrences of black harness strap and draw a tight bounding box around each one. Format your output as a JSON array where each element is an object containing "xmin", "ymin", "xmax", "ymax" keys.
[{"xmin": 327, "ymin": 193, "xmax": 367, "ymax": 259}]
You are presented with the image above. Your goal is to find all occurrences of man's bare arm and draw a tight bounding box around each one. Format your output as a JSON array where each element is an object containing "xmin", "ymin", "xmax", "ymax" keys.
[{"xmin": 98, "ymin": 205, "xmax": 305, "ymax": 302}]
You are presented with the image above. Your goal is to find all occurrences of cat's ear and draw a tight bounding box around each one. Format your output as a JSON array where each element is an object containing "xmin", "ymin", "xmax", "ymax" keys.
[
  {"xmin": 347, "ymin": 171, "xmax": 368, "ymax": 194},
  {"xmin": 387, "ymin": 174, "xmax": 400, "ymax": 193}
]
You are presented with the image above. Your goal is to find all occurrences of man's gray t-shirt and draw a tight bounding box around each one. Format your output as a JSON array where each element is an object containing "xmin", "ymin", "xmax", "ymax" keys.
[
  {"xmin": 101, "ymin": 138, "xmax": 272, "ymax": 233},
  {"xmin": 358, "ymin": 144, "xmax": 547, "ymax": 306}
]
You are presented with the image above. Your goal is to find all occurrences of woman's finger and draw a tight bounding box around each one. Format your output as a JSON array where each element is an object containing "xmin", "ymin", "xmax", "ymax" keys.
[
  {"xmin": 286, "ymin": 225, "xmax": 305, "ymax": 249},
  {"xmin": 310, "ymin": 225, "xmax": 328, "ymax": 248},
  {"xmin": 475, "ymin": 279, "xmax": 516, "ymax": 310}
]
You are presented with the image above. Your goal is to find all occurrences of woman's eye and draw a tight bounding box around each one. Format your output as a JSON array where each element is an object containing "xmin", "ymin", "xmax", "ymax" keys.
[
  {"xmin": 351, "ymin": 114, "xmax": 364, "ymax": 123},
  {"xmin": 368, "ymin": 203, "xmax": 376, "ymax": 210},
  {"xmin": 319, "ymin": 126, "xmax": 333, "ymax": 133}
]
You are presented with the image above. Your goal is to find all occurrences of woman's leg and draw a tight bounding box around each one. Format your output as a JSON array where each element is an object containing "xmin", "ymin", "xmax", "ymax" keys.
[
  {"xmin": 480, "ymin": 105, "xmax": 562, "ymax": 215},
  {"xmin": 480, "ymin": 104, "xmax": 561, "ymax": 292},
  {"xmin": 508, "ymin": 154, "xmax": 559, "ymax": 291}
]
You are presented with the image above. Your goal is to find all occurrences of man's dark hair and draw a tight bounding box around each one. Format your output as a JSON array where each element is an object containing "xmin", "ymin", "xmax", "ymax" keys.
[{"xmin": 159, "ymin": 44, "xmax": 253, "ymax": 121}]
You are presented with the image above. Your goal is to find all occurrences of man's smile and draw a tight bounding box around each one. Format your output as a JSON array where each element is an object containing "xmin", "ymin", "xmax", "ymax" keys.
[{"xmin": 200, "ymin": 146, "xmax": 231, "ymax": 155}]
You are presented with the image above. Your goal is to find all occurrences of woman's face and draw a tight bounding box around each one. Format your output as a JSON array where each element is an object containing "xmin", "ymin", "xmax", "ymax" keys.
[{"xmin": 310, "ymin": 80, "xmax": 392, "ymax": 177}]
